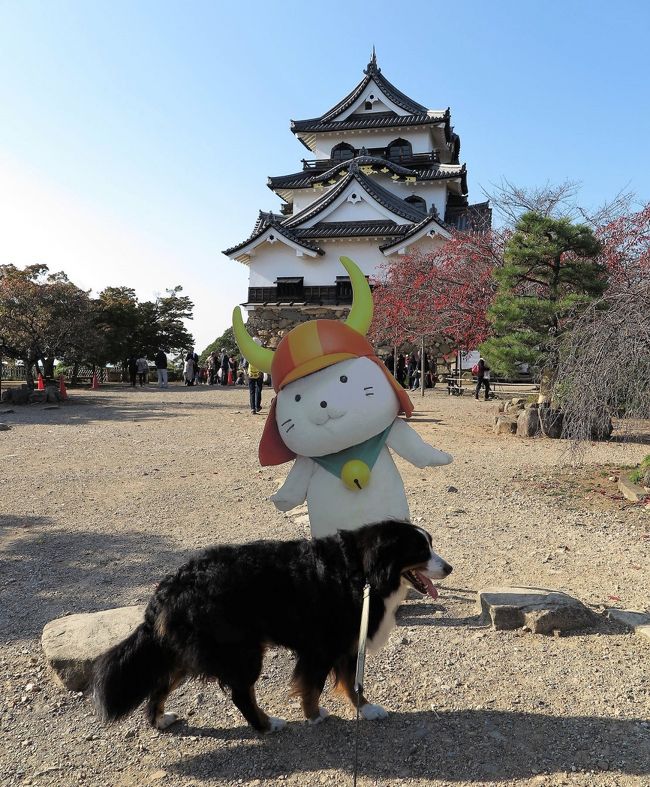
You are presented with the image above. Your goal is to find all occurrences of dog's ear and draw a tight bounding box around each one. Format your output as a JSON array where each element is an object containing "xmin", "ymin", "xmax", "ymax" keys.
[{"xmin": 360, "ymin": 534, "xmax": 401, "ymax": 595}]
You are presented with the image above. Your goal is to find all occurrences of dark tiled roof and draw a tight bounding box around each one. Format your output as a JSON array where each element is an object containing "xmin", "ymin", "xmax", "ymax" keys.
[
  {"xmin": 282, "ymin": 165, "xmax": 427, "ymax": 227},
  {"xmin": 293, "ymin": 220, "xmax": 405, "ymax": 239},
  {"xmin": 268, "ymin": 159, "xmax": 467, "ymax": 192},
  {"xmin": 291, "ymin": 111, "xmax": 448, "ymax": 134},
  {"xmin": 379, "ymin": 211, "xmax": 451, "ymax": 252},
  {"xmin": 223, "ymin": 212, "xmax": 324, "ymax": 257},
  {"xmin": 445, "ymin": 200, "xmax": 492, "ymax": 232},
  {"xmin": 304, "ymin": 52, "xmax": 429, "ymax": 126}
]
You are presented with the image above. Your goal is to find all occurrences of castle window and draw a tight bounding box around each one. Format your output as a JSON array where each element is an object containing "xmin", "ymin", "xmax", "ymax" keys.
[
  {"xmin": 386, "ymin": 138, "xmax": 412, "ymax": 162},
  {"xmin": 276, "ymin": 276, "xmax": 304, "ymax": 300},
  {"xmin": 331, "ymin": 142, "xmax": 355, "ymax": 162},
  {"xmin": 405, "ymin": 195, "xmax": 427, "ymax": 214},
  {"xmin": 364, "ymin": 101, "xmax": 372, "ymax": 110}
]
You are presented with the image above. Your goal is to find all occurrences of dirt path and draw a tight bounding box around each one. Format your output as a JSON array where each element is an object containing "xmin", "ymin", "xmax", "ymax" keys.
[{"xmin": 1, "ymin": 385, "xmax": 648, "ymax": 787}]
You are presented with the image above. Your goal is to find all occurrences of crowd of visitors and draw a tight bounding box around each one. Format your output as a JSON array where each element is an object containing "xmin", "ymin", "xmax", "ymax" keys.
[{"xmin": 383, "ymin": 351, "xmax": 439, "ymax": 390}]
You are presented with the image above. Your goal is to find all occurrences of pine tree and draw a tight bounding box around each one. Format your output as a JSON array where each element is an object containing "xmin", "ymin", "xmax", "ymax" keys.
[{"xmin": 481, "ymin": 212, "xmax": 605, "ymax": 383}]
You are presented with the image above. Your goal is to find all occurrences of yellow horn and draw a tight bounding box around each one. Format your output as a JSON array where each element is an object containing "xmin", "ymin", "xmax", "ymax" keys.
[
  {"xmin": 341, "ymin": 256, "xmax": 373, "ymax": 336},
  {"xmin": 232, "ymin": 307, "xmax": 274, "ymax": 374}
]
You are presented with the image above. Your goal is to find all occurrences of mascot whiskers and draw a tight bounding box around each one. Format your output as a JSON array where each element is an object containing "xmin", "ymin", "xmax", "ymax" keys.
[{"xmin": 233, "ymin": 257, "xmax": 452, "ymax": 538}]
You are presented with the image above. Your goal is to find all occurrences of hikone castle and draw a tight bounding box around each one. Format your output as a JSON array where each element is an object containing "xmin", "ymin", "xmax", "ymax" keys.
[{"xmin": 224, "ymin": 51, "xmax": 490, "ymax": 346}]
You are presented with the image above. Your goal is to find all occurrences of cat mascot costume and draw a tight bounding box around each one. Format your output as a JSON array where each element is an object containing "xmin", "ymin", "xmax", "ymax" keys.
[{"xmin": 233, "ymin": 256, "xmax": 452, "ymax": 538}]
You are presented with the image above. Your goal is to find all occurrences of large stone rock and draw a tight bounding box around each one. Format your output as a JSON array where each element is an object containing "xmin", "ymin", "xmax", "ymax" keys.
[
  {"xmin": 539, "ymin": 406, "xmax": 564, "ymax": 439},
  {"xmin": 2, "ymin": 386, "xmax": 30, "ymax": 405},
  {"xmin": 478, "ymin": 586, "xmax": 596, "ymax": 634},
  {"xmin": 29, "ymin": 390, "xmax": 47, "ymax": 404},
  {"xmin": 516, "ymin": 407, "xmax": 540, "ymax": 437},
  {"xmin": 493, "ymin": 416, "xmax": 517, "ymax": 435},
  {"xmin": 42, "ymin": 605, "xmax": 145, "ymax": 691},
  {"xmin": 606, "ymin": 609, "xmax": 650, "ymax": 642}
]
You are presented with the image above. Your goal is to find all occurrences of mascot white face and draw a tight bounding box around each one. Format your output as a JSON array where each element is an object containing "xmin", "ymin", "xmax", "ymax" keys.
[{"xmin": 275, "ymin": 357, "xmax": 399, "ymax": 458}]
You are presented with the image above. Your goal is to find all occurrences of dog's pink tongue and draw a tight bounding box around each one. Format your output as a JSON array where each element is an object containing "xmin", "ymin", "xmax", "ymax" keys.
[{"xmin": 416, "ymin": 572, "xmax": 438, "ymax": 599}]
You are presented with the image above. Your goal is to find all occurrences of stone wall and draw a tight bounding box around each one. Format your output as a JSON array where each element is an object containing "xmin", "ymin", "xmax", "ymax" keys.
[{"xmin": 246, "ymin": 306, "xmax": 351, "ymax": 349}]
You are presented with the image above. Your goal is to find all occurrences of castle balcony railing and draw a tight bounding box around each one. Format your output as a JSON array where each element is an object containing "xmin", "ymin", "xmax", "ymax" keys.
[
  {"xmin": 301, "ymin": 150, "xmax": 439, "ymax": 172},
  {"xmin": 246, "ymin": 283, "xmax": 360, "ymax": 306}
]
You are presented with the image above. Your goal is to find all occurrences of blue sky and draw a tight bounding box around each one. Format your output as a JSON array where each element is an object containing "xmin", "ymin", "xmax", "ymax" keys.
[{"xmin": 1, "ymin": 0, "xmax": 649, "ymax": 351}]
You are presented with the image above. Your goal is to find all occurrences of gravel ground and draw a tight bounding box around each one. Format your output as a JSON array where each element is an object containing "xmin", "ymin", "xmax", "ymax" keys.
[{"xmin": 1, "ymin": 384, "xmax": 649, "ymax": 787}]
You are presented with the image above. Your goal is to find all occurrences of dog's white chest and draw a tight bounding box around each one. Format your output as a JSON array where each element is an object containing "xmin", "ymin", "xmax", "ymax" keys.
[{"xmin": 367, "ymin": 584, "xmax": 409, "ymax": 654}]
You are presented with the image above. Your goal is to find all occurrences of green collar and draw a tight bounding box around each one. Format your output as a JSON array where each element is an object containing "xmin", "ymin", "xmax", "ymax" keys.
[{"xmin": 311, "ymin": 425, "xmax": 391, "ymax": 479}]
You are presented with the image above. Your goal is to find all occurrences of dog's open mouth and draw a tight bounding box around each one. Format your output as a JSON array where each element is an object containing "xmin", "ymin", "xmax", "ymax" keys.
[{"xmin": 402, "ymin": 570, "xmax": 438, "ymax": 599}]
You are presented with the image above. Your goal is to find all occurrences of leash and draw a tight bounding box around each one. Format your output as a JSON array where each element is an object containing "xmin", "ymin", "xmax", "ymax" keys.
[{"xmin": 353, "ymin": 582, "xmax": 371, "ymax": 787}]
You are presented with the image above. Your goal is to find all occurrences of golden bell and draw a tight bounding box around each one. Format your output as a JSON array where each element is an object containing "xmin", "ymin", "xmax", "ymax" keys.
[{"xmin": 341, "ymin": 460, "xmax": 371, "ymax": 491}]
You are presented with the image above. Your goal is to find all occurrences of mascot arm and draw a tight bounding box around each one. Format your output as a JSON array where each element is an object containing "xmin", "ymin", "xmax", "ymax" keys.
[
  {"xmin": 387, "ymin": 418, "xmax": 453, "ymax": 468},
  {"xmin": 269, "ymin": 456, "xmax": 316, "ymax": 512}
]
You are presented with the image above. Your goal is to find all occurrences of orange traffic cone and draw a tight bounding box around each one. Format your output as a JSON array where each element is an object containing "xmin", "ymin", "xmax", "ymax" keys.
[
  {"xmin": 59, "ymin": 376, "xmax": 68, "ymax": 401},
  {"xmin": 91, "ymin": 373, "xmax": 100, "ymax": 390},
  {"xmin": 227, "ymin": 369, "xmax": 233, "ymax": 385},
  {"xmin": 37, "ymin": 373, "xmax": 45, "ymax": 390}
]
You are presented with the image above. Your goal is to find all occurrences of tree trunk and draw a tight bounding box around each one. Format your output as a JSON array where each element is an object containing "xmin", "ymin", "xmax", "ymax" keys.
[
  {"xmin": 71, "ymin": 361, "xmax": 80, "ymax": 386},
  {"xmin": 393, "ymin": 345, "xmax": 397, "ymax": 380},
  {"xmin": 420, "ymin": 335, "xmax": 425, "ymax": 398},
  {"xmin": 24, "ymin": 355, "xmax": 35, "ymax": 388},
  {"xmin": 538, "ymin": 366, "xmax": 554, "ymax": 404}
]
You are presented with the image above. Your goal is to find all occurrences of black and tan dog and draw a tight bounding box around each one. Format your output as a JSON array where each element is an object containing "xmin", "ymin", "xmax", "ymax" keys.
[{"xmin": 93, "ymin": 520, "xmax": 451, "ymax": 732}]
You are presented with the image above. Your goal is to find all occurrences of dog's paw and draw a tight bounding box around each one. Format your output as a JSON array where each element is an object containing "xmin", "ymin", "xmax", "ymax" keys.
[
  {"xmin": 360, "ymin": 703, "xmax": 388, "ymax": 721},
  {"xmin": 307, "ymin": 707, "xmax": 330, "ymax": 725},
  {"xmin": 267, "ymin": 716, "xmax": 287, "ymax": 733},
  {"xmin": 155, "ymin": 712, "xmax": 179, "ymax": 730}
]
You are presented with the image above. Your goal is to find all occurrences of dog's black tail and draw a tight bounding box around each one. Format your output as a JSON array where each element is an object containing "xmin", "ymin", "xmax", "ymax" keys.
[{"xmin": 93, "ymin": 621, "xmax": 175, "ymax": 722}]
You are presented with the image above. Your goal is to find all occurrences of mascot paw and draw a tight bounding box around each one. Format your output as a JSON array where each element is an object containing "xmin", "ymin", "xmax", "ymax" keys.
[
  {"xmin": 269, "ymin": 493, "xmax": 298, "ymax": 512},
  {"xmin": 308, "ymin": 707, "xmax": 330, "ymax": 725},
  {"xmin": 361, "ymin": 703, "xmax": 388, "ymax": 721},
  {"xmin": 425, "ymin": 449, "xmax": 453, "ymax": 467},
  {"xmin": 267, "ymin": 716, "xmax": 287, "ymax": 733},
  {"xmin": 155, "ymin": 712, "xmax": 179, "ymax": 730}
]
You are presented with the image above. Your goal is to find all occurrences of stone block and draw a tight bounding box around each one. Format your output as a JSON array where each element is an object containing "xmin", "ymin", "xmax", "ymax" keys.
[
  {"xmin": 517, "ymin": 408, "xmax": 540, "ymax": 437},
  {"xmin": 493, "ymin": 416, "xmax": 517, "ymax": 435},
  {"xmin": 42, "ymin": 605, "xmax": 145, "ymax": 691},
  {"xmin": 478, "ymin": 586, "xmax": 596, "ymax": 634},
  {"xmin": 618, "ymin": 475, "xmax": 649, "ymax": 503}
]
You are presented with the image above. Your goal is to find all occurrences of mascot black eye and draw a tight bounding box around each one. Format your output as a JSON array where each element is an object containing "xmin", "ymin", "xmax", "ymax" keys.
[
  {"xmin": 339, "ymin": 375, "xmax": 348, "ymax": 383},
  {"xmin": 295, "ymin": 394, "xmax": 301, "ymax": 402}
]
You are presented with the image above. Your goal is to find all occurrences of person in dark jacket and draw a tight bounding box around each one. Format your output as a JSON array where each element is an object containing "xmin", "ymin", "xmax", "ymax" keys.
[
  {"xmin": 219, "ymin": 349, "xmax": 229, "ymax": 386},
  {"xmin": 127, "ymin": 356, "xmax": 137, "ymax": 387},
  {"xmin": 155, "ymin": 349, "xmax": 168, "ymax": 389},
  {"xmin": 475, "ymin": 357, "xmax": 491, "ymax": 400}
]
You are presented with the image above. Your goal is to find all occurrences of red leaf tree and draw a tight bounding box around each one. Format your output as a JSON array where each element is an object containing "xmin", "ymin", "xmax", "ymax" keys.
[
  {"xmin": 370, "ymin": 229, "xmax": 505, "ymax": 352},
  {"xmin": 595, "ymin": 203, "xmax": 650, "ymax": 288}
]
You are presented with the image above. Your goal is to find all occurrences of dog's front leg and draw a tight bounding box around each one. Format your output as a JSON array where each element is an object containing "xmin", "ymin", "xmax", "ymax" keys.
[
  {"xmin": 291, "ymin": 657, "xmax": 331, "ymax": 725},
  {"xmin": 333, "ymin": 654, "xmax": 388, "ymax": 721}
]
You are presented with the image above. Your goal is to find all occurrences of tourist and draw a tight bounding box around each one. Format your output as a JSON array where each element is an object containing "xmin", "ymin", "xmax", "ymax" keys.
[
  {"xmin": 184, "ymin": 351, "xmax": 195, "ymax": 386},
  {"xmin": 154, "ymin": 348, "xmax": 168, "ymax": 389},
  {"xmin": 135, "ymin": 355, "xmax": 148, "ymax": 386},
  {"xmin": 475, "ymin": 357, "xmax": 491, "ymax": 401},
  {"xmin": 207, "ymin": 352, "xmax": 217, "ymax": 385},
  {"xmin": 219, "ymin": 348, "xmax": 229, "ymax": 386},
  {"xmin": 396, "ymin": 354, "xmax": 407, "ymax": 388},
  {"xmin": 246, "ymin": 338, "xmax": 264, "ymax": 414},
  {"xmin": 127, "ymin": 356, "xmax": 137, "ymax": 387}
]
